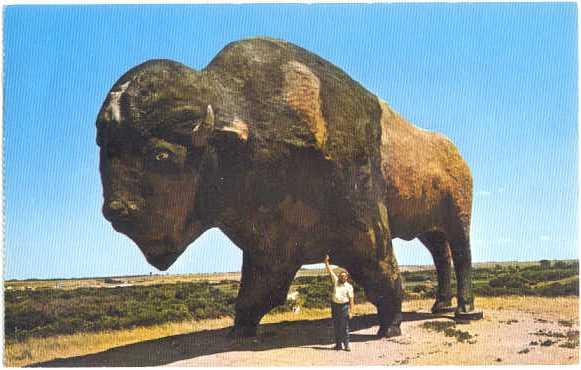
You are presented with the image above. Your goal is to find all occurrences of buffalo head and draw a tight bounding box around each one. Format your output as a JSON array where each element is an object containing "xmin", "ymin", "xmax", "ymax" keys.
[{"xmin": 96, "ymin": 59, "xmax": 225, "ymax": 270}]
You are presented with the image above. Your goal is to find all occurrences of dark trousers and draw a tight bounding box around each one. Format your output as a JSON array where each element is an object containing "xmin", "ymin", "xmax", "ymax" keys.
[{"xmin": 331, "ymin": 302, "xmax": 350, "ymax": 347}]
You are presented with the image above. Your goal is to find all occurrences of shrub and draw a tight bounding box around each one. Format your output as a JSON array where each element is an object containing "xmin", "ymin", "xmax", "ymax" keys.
[
  {"xmin": 539, "ymin": 260, "xmax": 551, "ymax": 269},
  {"xmin": 412, "ymin": 284, "xmax": 431, "ymax": 293},
  {"xmin": 103, "ymin": 278, "xmax": 123, "ymax": 284},
  {"xmin": 6, "ymin": 261, "xmax": 578, "ymax": 342},
  {"xmin": 297, "ymin": 282, "xmax": 332, "ymax": 309},
  {"xmin": 488, "ymin": 274, "xmax": 530, "ymax": 289},
  {"xmin": 4, "ymin": 281, "xmax": 238, "ymax": 342},
  {"xmin": 402, "ymin": 272, "xmax": 433, "ymax": 282}
]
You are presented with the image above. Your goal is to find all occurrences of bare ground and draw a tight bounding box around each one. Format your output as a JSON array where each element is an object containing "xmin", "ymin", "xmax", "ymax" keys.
[
  {"xmin": 27, "ymin": 297, "xmax": 578, "ymax": 367},
  {"xmin": 166, "ymin": 298, "xmax": 579, "ymax": 366}
]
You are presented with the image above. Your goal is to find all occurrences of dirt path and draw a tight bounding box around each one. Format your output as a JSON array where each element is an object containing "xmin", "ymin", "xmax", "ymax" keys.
[{"xmin": 166, "ymin": 298, "xmax": 579, "ymax": 366}]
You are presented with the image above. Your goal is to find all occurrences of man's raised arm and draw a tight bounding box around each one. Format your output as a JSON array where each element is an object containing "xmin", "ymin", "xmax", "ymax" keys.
[{"xmin": 324, "ymin": 255, "xmax": 338, "ymax": 284}]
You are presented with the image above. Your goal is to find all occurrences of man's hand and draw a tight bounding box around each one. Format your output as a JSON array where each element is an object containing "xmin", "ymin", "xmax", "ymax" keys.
[
  {"xmin": 349, "ymin": 297, "xmax": 355, "ymax": 319},
  {"xmin": 324, "ymin": 255, "xmax": 336, "ymax": 281}
]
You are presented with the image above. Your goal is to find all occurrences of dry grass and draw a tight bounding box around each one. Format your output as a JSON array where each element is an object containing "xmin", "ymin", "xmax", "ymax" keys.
[
  {"xmin": 5, "ymin": 297, "xmax": 578, "ymax": 367},
  {"xmin": 403, "ymin": 296, "xmax": 578, "ymax": 318},
  {"xmin": 4, "ymin": 317, "xmax": 231, "ymax": 367},
  {"xmin": 5, "ymin": 272, "xmax": 243, "ymax": 290},
  {"xmin": 5, "ymin": 270, "xmax": 327, "ymax": 291},
  {"xmin": 2, "ymin": 267, "xmax": 427, "ymax": 290},
  {"xmin": 474, "ymin": 296, "xmax": 578, "ymax": 318}
]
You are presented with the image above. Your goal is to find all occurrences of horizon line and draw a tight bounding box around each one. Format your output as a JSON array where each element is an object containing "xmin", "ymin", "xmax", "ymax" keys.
[{"xmin": 4, "ymin": 258, "xmax": 578, "ymax": 282}]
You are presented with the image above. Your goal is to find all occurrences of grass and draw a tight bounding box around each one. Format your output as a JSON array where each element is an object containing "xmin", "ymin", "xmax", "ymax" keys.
[
  {"xmin": 534, "ymin": 275, "xmax": 579, "ymax": 288},
  {"xmin": 532, "ymin": 329, "xmax": 567, "ymax": 338},
  {"xmin": 558, "ymin": 319, "xmax": 574, "ymax": 327},
  {"xmin": 5, "ymin": 272, "xmax": 244, "ymax": 290},
  {"xmin": 559, "ymin": 335, "xmax": 580, "ymax": 349},
  {"xmin": 420, "ymin": 321, "xmax": 455, "ymax": 332},
  {"xmin": 420, "ymin": 321, "xmax": 475, "ymax": 343},
  {"xmin": 471, "ymin": 296, "xmax": 578, "ymax": 317},
  {"xmin": 500, "ymin": 319, "xmax": 519, "ymax": 325},
  {"xmin": 4, "ymin": 316, "xmax": 234, "ymax": 367},
  {"xmin": 530, "ymin": 327, "xmax": 579, "ymax": 349}
]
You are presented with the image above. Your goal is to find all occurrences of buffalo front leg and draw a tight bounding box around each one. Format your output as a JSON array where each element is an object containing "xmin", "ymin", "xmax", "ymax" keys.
[
  {"xmin": 345, "ymin": 255, "xmax": 403, "ymax": 338},
  {"xmin": 418, "ymin": 231, "xmax": 454, "ymax": 313},
  {"xmin": 342, "ymin": 221, "xmax": 403, "ymax": 338},
  {"xmin": 231, "ymin": 252, "xmax": 300, "ymax": 338}
]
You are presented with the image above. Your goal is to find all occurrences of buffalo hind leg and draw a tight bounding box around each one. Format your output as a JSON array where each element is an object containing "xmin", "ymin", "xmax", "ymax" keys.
[
  {"xmin": 448, "ymin": 227, "xmax": 482, "ymax": 320},
  {"xmin": 418, "ymin": 231, "xmax": 454, "ymax": 313},
  {"xmin": 231, "ymin": 252, "xmax": 300, "ymax": 338}
]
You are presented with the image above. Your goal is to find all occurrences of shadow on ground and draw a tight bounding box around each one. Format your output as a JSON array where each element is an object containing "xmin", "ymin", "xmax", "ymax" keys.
[{"xmin": 29, "ymin": 311, "xmax": 454, "ymax": 367}]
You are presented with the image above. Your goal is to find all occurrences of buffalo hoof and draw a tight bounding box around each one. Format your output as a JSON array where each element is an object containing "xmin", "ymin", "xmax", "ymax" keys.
[
  {"xmin": 431, "ymin": 301, "xmax": 455, "ymax": 314},
  {"xmin": 385, "ymin": 325, "xmax": 402, "ymax": 338},
  {"xmin": 377, "ymin": 325, "xmax": 402, "ymax": 338}
]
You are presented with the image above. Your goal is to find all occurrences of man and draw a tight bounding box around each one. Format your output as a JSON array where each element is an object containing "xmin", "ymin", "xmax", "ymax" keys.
[{"xmin": 324, "ymin": 255, "xmax": 354, "ymax": 351}]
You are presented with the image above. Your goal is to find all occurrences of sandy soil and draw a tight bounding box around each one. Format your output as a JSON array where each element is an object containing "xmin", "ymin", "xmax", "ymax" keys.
[{"xmin": 166, "ymin": 298, "xmax": 579, "ymax": 366}]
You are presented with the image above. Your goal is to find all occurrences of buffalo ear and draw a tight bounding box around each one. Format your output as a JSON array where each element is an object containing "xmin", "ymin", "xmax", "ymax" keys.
[{"xmin": 191, "ymin": 105, "xmax": 215, "ymax": 148}]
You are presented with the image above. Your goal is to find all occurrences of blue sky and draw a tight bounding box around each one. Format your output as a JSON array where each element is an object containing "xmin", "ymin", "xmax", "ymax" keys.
[{"xmin": 3, "ymin": 3, "xmax": 578, "ymax": 280}]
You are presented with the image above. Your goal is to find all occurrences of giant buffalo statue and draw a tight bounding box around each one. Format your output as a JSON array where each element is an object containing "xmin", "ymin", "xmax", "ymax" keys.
[{"xmin": 96, "ymin": 37, "xmax": 480, "ymax": 338}]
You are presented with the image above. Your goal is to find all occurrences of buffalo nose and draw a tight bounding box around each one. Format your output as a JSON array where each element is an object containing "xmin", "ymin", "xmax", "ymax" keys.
[
  {"xmin": 104, "ymin": 199, "xmax": 139, "ymax": 221},
  {"xmin": 145, "ymin": 251, "xmax": 181, "ymax": 271}
]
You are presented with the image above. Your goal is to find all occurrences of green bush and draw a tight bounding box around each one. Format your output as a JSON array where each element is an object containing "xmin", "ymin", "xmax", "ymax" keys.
[
  {"xmin": 401, "ymin": 271, "xmax": 434, "ymax": 282},
  {"xmin": 475, "ymin": 278, "xmax": 579, "ymax": 297},
  {"xmin": 489, "ymin": 274, "xmax": 531, "ymax": 289},
  {"xmin": 297, "ymin": 281, "xmax": 332, "ymax": 309},
  {"xmin": 4, "ymin": 282, "xmax": 237, "ymax": 342}
]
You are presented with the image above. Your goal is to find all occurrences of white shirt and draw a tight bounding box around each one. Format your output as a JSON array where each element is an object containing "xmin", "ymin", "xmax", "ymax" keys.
[{"xmin": 330, "ymin": 270, "xmax": 354, "ymax": 304}]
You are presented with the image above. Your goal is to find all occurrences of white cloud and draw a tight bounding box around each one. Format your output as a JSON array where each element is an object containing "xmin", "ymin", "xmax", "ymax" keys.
[
  {"xmin": 540, "ymin": 235, "xmax": 551, "ymax": 241},
  {"xmin": 476, "ymin": 190, "xmax": 492, "ymax": 197}
]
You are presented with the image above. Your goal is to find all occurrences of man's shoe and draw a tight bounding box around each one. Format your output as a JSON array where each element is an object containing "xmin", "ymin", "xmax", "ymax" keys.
[
  {"xmin": 344, "ymin": 346, "xmax": 351, "ymax": 352},
  {"xmin": 334, "ymin": 344, "xmax": 342, "ymax": 350}
]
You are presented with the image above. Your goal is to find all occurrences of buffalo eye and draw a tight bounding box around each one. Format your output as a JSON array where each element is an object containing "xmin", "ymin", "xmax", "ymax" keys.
[
  {"xmin": 155, "ymin": 152, "xmax": 170, "ymax": 161},
  {"xmin": 146, "ymin": 138, "xmax": 186, "ymax": 173}
]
